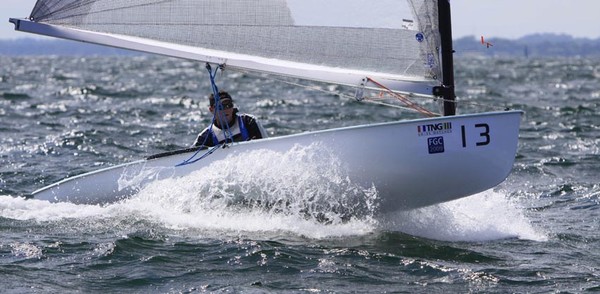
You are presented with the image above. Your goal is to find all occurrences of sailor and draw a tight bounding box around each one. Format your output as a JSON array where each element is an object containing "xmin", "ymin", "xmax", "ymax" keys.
[{"xmin": 194, "ymin": 91, "xmax": 267, "ymax": 147}]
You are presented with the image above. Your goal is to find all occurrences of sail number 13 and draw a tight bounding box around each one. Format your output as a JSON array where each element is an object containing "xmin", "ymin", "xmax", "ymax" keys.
[{"xmin": 461, "ymin": 123, "xmax": 490, "ymax": 147}]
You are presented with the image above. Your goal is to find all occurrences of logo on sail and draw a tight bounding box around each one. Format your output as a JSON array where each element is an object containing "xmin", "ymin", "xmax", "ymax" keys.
[{"xmin": 417, "ymin": 122, "xmax": 452, "ymax": 137}]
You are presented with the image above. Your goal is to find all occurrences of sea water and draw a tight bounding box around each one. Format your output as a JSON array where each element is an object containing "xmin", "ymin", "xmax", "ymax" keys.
[{"xmin": 1, "ymin": 56, "xmax": 599, "ymax": 292}]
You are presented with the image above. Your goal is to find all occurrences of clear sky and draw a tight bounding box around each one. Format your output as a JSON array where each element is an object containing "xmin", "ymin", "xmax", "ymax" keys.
[{"xmin": 2, "ymin": 0, "xmax": 600, "ymax": 40}]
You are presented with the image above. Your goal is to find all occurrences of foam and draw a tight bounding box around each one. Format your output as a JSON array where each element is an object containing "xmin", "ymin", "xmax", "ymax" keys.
[
  {"xmin": 0, "ymin": 196, "xmax": 107, "ymax": 221},
  {"xmin": 117, "ymin": 143, "xmax": 379, "ymax": 239},
  {"xmin": 0, "ymin": 143, "xmax": 379, "ymax": 239},
  {"xmin": 381, "ymin": 190, "xmax": 548, "ymax": 242}
]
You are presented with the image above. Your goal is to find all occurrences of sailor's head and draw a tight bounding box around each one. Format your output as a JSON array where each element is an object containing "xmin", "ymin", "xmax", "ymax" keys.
[
  {"xmin": 209, "ymin": 91, "xmax": 234, "ymax": 110},
  {"xmin": 208, "ymin": 91, "xmax": 236, "ymax": 127}
]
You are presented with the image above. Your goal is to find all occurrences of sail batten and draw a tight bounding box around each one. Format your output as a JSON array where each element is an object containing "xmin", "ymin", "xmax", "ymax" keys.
[{"xmin": 16, "ymin": 0, "xmax": 443, "ymax": 95}]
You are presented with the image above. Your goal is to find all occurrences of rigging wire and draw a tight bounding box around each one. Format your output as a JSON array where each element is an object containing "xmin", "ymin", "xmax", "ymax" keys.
[
  {"xmin": 237, "ymin": 69, "xmax": 443, "ymax": 116},
  {"xmin": 236, "ymin": 69, "xmax": 495, "ymax": 114},
  {"xmin": 365, "ymin": 77, "xmax": 439, "ymax": 117}
]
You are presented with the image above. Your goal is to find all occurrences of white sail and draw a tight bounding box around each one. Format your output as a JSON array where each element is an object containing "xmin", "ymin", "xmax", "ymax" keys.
[{"xmin": 11, "ymin": 0, "xmax": 442, "ymax": 95}]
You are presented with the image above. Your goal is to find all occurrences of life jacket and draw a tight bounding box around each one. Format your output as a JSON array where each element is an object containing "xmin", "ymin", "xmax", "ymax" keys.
[{"xmin": 209, "ymin": 115, "xmax": 249, "ymax": 145}]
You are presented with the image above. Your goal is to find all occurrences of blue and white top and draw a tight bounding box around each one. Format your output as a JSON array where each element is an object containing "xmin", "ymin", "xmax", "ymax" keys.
[{"xmin": 194, "ymin": 113, "xmax": 267, "ymax": 147}]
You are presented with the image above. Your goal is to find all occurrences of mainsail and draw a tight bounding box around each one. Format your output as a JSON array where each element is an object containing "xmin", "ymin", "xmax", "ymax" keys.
[{"xmin": 12, "ymin": 0, "xmax": 442, "ymax": 95}]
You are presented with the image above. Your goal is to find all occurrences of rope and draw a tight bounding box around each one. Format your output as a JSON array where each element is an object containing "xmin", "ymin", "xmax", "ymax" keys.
[
  {"xmin": 235, "ymin": 69, "xmax": 448, "ymax": 116},
  {"xmin": 176, "ymin": 63, "xmax": 231, "ymax": 167},
  {"xmin": 365, "ymin": 77, "xmax": 439, "ymax": 117},
  {"xmin": 175, "ymin": 144, "xmax": 222, "ymax": 167},
  {"xmin": 206, "ymin": 63, "xmax": 235, "ymax": 144}
]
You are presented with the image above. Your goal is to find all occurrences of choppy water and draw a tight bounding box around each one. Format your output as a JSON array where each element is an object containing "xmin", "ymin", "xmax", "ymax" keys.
[{"xmin": 1, "ymin": 55, "xmax": 599, "ymax": 293}]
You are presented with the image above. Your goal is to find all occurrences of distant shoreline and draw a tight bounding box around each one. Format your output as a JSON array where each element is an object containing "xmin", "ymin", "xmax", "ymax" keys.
[{"xmin": 1, "ymin": 34, "xmax": 599, "ymax": 57}]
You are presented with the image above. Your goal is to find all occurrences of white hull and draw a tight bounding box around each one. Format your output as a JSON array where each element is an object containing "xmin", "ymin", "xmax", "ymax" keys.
[{"xmin": 31, "ymin": 111, "xmax": 522, "ymax": 212}]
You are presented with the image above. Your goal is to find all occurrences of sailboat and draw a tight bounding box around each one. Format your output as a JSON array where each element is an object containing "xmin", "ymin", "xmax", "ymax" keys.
[{"xmin": 9, "ymin": 0, "xmax": 522, "ymax": 213}]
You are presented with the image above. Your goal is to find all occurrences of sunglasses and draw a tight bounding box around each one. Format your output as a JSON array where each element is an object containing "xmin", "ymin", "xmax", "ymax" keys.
[{"xmin": 215, "ymin": 101, "xmax": 234, "ymax": 109}]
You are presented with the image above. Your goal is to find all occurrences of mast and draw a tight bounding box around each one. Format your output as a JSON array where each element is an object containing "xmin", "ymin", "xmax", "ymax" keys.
[{"xmin": 437, "ymin": 0, "xmax": 456, "ymax": 116}]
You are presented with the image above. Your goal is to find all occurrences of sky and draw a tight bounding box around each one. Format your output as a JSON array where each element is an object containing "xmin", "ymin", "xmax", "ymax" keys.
[{"xmin": 2, "ymin": 0, "xmax": 600, "ymax": 40}]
